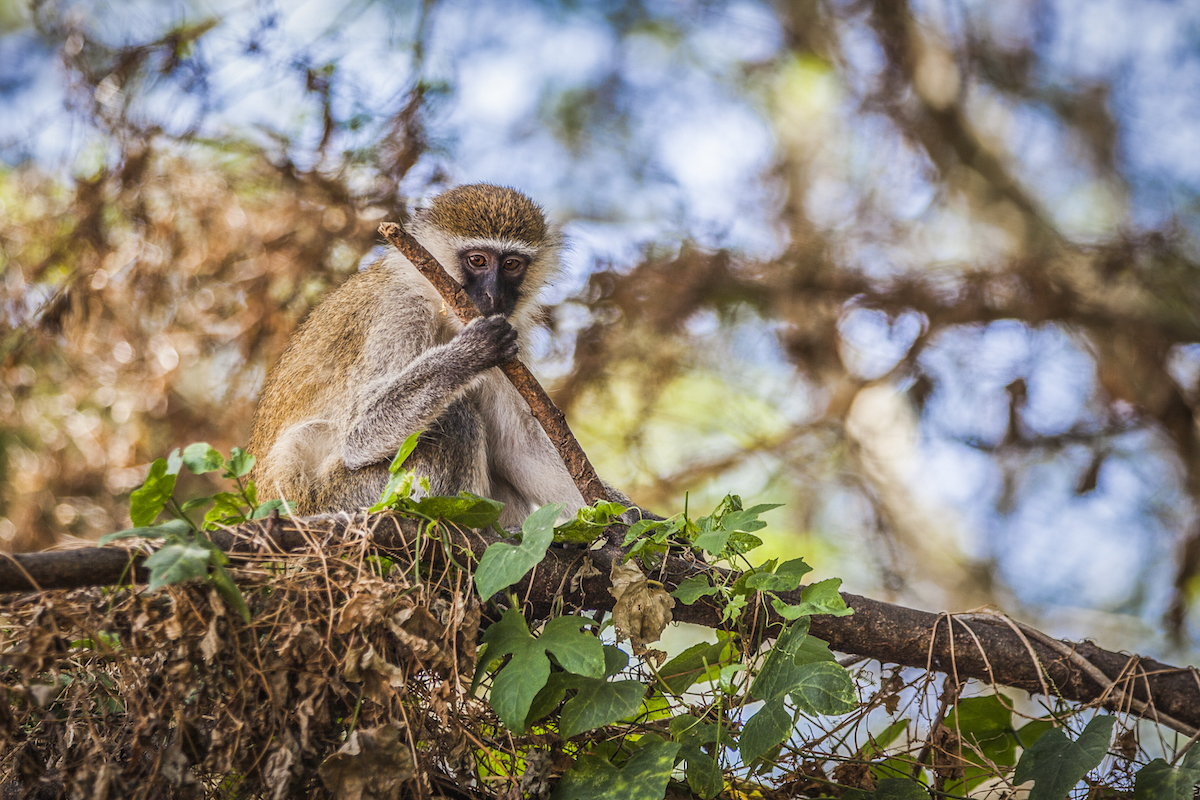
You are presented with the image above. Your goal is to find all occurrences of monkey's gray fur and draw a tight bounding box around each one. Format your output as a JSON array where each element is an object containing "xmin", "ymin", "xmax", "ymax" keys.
[{"xmin": 247, "ymin": 184, "xmax": 620, "ymax": 528}]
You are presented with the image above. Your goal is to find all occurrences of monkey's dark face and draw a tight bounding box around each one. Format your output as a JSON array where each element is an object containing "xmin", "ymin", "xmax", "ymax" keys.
[{"xmin": 459, "ymin": 248, "xmax": 530, "ymax": 317}]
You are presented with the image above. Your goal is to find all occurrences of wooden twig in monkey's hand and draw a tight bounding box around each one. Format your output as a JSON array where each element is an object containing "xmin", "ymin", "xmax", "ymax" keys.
[{"xmin": 378, "ymin": 221, "xmax": 609, "ymax": 506}]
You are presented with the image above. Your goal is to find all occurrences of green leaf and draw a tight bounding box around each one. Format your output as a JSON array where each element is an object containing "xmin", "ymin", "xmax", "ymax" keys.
[
  {"xmin": 743, "ymin": 557, "xmax": 812, "ymax": 592},
  {"xmin": 691, "ymin": 501, "xmax": 780, "ymax": 555},
  {"xmin": 873, "ymin": 778, "xmax": 930, "ymax": 799},
  {"xmin": 559, "ymin": 676, "xmax": 645, "ymax": 738},
  {"xmin": 100, "ymin": 518, "xmax": 192, "ymax": 544},
  {"xmin": 480, "ymin": 610, "xmax": 551, "ymax": 730},
  {"xmin": 179, "ymin": 494, "xmax": 215, "ymax": 513},
  {"xmin": 202, "ymin": 491, "xmax": 248, "ymax": 529},
  {"xmin": 771, "ymin": 578, "xmax": 853, "ymax": 618},
  {"xmin": 371, "ymin": 468, "xmax": 415, "ymax": 510},
  {"xmin": 209, "ymin": 562, "xmax": 251, "ymax": 624},
  {"xmin": 411, "ymin": 492, "xmax": 504, "ymax": 528},
  {"xmin": 739, "ymin": 700, "xmax": 792, "ymax": 764},
  {"xmin": 223, "ymin": 447, "xmax": 256, "ymax": 479},
  {"xmin": 671, "ymin": 575, "xmax": 719, "ymax": 604},
  {"xmin": 541, "ymin": 616, "xmax": 606, "ymax": 678},
  {"xmin": 389, "ymin": 432, "xmax": 423, "ymax": 472},
  {"xmin": 787, "ymin": 662, "xmax": 857, "ymax": 716},
  {"xmin": 603, "ymin": 645, "xmax": 629, "ymax": 677},
  {"xmin": 859, "ymin": 719, "xmax": 909, "ymax": 757},
  {"xmin": 750, "ymin": 619, "xmax": 811, "ymax": 701},
  {"xmin": 181, "ymin": 443, "xmax": 224, "ymax": 474},
  {"xmin": 551, "ymin": 738, "xmax": 681, "ymax": 800},
  {"xmin": 554, "ymin": 500, "xmax": 628, "ymax": 544},
  {"xmin": 791, "ymin": 633, "xmax": 837, "ymax": 665},
  {"xmin": 129, "ymin": 456, "xmax": 180, "ymax": 527},
  {"xmin": 1134, "ymin": 747, "xmax": 1200, "ymax": 800},
  {"xmin": 143, "ymin": 543, "xmax": 211, "ymax": 591},
  {"xmin": 942, "ymin": 694, "xmax": 1018, "ymax": 793},
  {"xmin": 479, "ymin": 610, "xmax": 604, "ymax": 732},
  {"xmin": 656, "ymin": 640, "xmax": 737, "ymax": 695},
  {"xmin": 1015, "ymin": 718, "xmax": 1056, "ymax": 748},
  {"xmin": 678, "ymin": 745, "xmax": 723, "ymax": 799},
  {"xmin": 1013, "ymin": 715, "xmax": 1115, "ymax": 800},
  {"xmin": 474, "ymin": 504, "xmax": 561, "ymax": 599},
  {"xmin": 670, "ymin": 714, "xmax": 726, "ymax": 747},
  {"xmin": 250, "ymin": 499, "xmax": 289, "ymax": 519},
  {"xmin": 524, "ymin": 673, "xmax": 570, "ymax": 728}
]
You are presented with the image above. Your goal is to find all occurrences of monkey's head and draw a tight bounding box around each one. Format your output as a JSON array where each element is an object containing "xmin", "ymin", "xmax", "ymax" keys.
[{"xmin": 409, "ymin": 184, "xmax": 561, "ymax": 321}]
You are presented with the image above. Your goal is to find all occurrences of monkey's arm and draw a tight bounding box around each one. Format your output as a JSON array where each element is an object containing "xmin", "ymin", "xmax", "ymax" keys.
[{"xmin": 343, "ymin": 316, "xmax": 517, "ymax": 470}]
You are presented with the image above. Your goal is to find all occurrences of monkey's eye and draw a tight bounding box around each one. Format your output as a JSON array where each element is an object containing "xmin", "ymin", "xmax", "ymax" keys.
[
  {"xmin": 502, "ymin": 257, "xmax": 527, "ymax": 273},
  {"xmin": 466, "ymin": 252, "xmax": 488, "ymax": 270}
]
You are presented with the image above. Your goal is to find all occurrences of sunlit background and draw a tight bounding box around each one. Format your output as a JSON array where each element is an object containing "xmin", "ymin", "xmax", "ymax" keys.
[{"xmin": 4, "ymin": 0, "xmax": 1200, "ymax": 661}]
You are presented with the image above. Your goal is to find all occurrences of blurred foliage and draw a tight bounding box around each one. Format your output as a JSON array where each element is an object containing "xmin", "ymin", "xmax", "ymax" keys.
[{"xmin": 5, "ymin": 0, "xmax": 1200, "ymax": 646}]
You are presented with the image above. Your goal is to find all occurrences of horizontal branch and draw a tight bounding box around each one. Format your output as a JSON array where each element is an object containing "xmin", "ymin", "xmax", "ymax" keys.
[{"xmin": 2, "ymin": 513, "xmax": 1197, "ymax": 733}]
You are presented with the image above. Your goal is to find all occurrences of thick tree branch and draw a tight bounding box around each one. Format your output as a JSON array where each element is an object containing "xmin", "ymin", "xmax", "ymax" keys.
[
  {"xmin": 377, "ymin": 221, "xmax": 608, "ymax": 505},
  {"xmin": 3, "ymin": 514, "xmax": 1198, "ymax": 733}
]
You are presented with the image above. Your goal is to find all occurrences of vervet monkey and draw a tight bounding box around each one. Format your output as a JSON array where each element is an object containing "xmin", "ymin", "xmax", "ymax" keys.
[{"xmin": 247, "ymin": 184, "xmax": 616, "ymax": 528}]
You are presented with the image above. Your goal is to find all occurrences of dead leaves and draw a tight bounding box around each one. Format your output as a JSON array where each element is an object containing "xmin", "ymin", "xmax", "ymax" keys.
[
  {"xmin": 319, "ymin": 726, "xmax": 416, "ymax": 800},
  {"xmin": 609, "ymin": 560, "xmax": 675, "ymax": 655}
]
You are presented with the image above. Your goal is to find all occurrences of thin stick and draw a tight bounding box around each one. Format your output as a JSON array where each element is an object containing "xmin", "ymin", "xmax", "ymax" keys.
[{"xmin": 378, "ymin": 221, "xmax": 608, "ymax": 506}]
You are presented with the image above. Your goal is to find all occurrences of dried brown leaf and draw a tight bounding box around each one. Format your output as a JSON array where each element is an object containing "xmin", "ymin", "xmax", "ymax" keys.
[
  {"xmin": 609, "ymin": 560, "xmax": 674, "ymax": 647},
  {"xmin": 318, "ymin": 726, "xmax": 415, "ymax": 800}
]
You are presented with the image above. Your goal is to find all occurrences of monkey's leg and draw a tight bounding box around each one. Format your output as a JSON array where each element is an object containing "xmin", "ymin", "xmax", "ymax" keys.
[{"xmin": 404, "ymin": 398, "xmax": 490, "ymax": 499}]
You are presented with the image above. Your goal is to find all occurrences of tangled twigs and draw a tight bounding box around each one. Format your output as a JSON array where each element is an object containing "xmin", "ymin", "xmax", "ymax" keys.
[{"xmin": 3, "ymin": 512, "xmax": 1200, "ymax": 732}]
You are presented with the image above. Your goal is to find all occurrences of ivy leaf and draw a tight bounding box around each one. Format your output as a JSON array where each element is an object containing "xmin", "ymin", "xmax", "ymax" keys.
[
  {"xmin": 1013, "ymin": 715, "xmax": 1115, "ymax": 800},
  {"xmin": 787, "ymin": 662, "xmax": 857, "ymax": 716},
  {"xmin": 129, "ymin": 454, "xmax": 182, "ymax": 527},
  {"xmin": 143, "ymin": 543, "xmax": 211, "ymax": 591},
  {"xmin": 791, "ymin": 633, "xmax": 837, "ymax": 665},
  {"xmin": 743, "ymin": 557, "xmax": 812, "ymax": 592},
  {"xmin": 411, "ymin": 492, "xmax": 504, "ymax": 528},
  {"xmin": 480, "ymin": 610, "xmax": 551, "ymax": 730},
  {"xmin": 551, "ymin": 738, "xmax": 681, "ymax": 800},
  {"xmin": 100, "ymin": 518, "xmax": 192, "ymax": 544},
  {"xmin": 479, "ymin": 609, "xmax": 604, "ymax": 731},
  {"xmin": 750, "ymin": 618, "xmax": 811, "ymax": 701},
  {"xmin": 540, "ymin": 615, "xmax": 606, "ymax": 677},
  {"xmin": 209, "ymin": 562, "xmax": 251, "ymax": 623},
  {"xmin": 942, "ymin": 694, "xmax": 1018, "ymax": 793},
  {"xmin": 656, "ymin": 640, "xmax": 736, "ymax": 695},
  {"xmin": 1134, "ymin": 746, "xmax": 1200, "ymax": 799},
  {"xmin": 250, "ymin": 499, "xmax": 290, "ymax": 519},
  {"xmin": 181, "ymin": 443, "xmax": 224, "ymax": 474},
  {"xmin": 390, "ymin": 431, "xmax": 423, "ymax": 472},
  {"xmin": 558, "ymin": 675, "xmax": 646, "ymax": 738},
  {"xmin": 678, "ymin": 744, "xmax": 723, "ymax": 799},
  {"xmin": 671, "ymin": 575, "xmax": 718, "ymax": 604},
  {"xmin": 739, "ymin": 701, "xmax": 792, "ymax": 764},
  {"xmin": 203, "ymin": 491, "xmax": 248, "ymax": 529},
  {"xmin": 603, "ymin": 645, "xmax": 629, "ymax": 677},
  {"xmin": 474, "ymin": 504, "xmax": 560, "ymax": 599},
  {"xmin": 222, "ymin": 447, "xmax": 255, "ymax": 479},
  {"xmin": 872, "ymin": 778, "xmax": 931, "ymax": 799},
  {"xmin": 179, "ymin": 494, "xmax": 215, "ymax": 513},
  {"xmin": 554, "ymin": 501, "xmax": 628, "ymax": 544},
  {"xmin": 771, "ymin": 578, "xmax": 853, "ymax": 619},
  {"xmin": 1015, "ymin": 718, "xmax": 1056, "ymax": 748},
  {"xmin": 524, "ymin": 673, "xmax": 570, "ymax": 728}
]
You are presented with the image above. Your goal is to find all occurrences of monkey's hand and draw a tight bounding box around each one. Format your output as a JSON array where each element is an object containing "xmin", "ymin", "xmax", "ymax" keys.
[{"xmin": 456, "ymin": 315, "xmax": 519, "ymax": 370}]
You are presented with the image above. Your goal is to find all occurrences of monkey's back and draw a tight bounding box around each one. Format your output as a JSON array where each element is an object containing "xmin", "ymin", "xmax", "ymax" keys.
[{"xmin": 247, "ymin": 261, "xmax": 438, "ymax": 495}]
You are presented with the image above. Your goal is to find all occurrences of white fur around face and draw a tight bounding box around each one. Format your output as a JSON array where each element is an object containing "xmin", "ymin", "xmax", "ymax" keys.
[{"xmin": 397, "ymin": 218, "xmax": 563, "ymax": 334}]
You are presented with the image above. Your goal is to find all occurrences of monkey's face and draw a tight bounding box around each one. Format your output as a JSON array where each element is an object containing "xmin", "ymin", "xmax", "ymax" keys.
[{"xmin": 458, "ymin": 247, "xmax": 529, "ymax": 317}]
